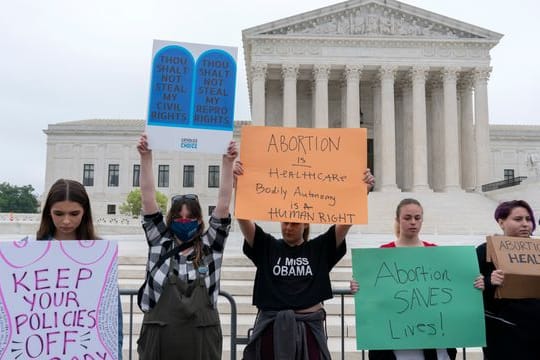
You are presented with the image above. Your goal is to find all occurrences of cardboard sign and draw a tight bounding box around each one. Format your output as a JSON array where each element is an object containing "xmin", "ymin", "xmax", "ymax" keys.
[
  {"xmin": 0, "ymin": 239, "xmax": 119, "ymax": 360},
  {"xmin": 352, "ymin": 246, "xmax": 485, "ymax": 350},
  {"xmin": 235, "ymin": 126, "xmax": 368, "ymax": 224},
  {"xmin": 146, "ymin": 39, "xmax": 237, "ymax": 154},
  {"xmin": 486, "ymin": 235, "xmax": 540, "ymax": 299}
]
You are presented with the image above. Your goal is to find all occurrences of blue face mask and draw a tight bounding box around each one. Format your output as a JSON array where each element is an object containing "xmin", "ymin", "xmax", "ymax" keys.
[{"xmin": 170, "ymin": 219, "xmax": 199, "ymax": 242}]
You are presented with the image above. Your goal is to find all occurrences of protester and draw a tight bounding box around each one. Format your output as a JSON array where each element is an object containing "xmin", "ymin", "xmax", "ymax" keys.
[
  {"xmin": 234, "ymin": 159, "xmax": 375, "ymax": 360},
  {"xmin": 351, "ymin": 198, "xmax": 484, "ymax": 360},
  {"xmin": 136, "ymin": 133, "xmax": 237, "ymax": 360},
  {"xmin": 476, "ymin": 200, "xmax": 540, "ymax": 359},
  {"xmin": 36, "ymin": 178, "xmax": 123, "ymax": 359}
]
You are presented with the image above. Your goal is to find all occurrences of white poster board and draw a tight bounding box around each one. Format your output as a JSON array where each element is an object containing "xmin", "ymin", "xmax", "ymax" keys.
[{"xmin": 0, "ymin": 239, "xmax": 118, "ymax": 360}]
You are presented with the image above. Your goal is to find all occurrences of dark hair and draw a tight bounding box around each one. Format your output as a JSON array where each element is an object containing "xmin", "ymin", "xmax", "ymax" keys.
[
  {"xmin": 494, "ymin": 200, "xmax": 536, "ymax": 233},
  {"xmin": 394, "ymin": 198, "xmax": 423, "ymax": 238},
  {"xmin": 166, "ymin": 196, "xmax": 206, "ymax": 267},
  {"xmin": 302, "ymin": 224, "xmax": 310, "ymax": 242},
  {"xmin": 37, "ymin": 179, "xmax": 98, "ymax": 240}
]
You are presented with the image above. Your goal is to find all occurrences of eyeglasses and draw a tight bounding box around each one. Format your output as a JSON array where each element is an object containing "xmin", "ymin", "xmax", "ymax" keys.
[{"xmin": 171, "ymin": 194, "xmax": 199, "ymax": 204}]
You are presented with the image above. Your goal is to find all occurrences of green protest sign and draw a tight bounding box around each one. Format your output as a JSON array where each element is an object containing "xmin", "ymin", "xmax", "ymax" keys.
[{"xmin": 352, "ymin": 246, "xmax": 485, "ymax": 350}]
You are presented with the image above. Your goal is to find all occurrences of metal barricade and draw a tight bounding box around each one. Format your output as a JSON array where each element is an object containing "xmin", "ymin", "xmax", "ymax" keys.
[{"xmin": 120, "ymin": 288, "xmax": 470, "ymax": 360}]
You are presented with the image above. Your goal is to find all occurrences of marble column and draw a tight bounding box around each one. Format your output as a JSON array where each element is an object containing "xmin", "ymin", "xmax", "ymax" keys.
[
  {"xmin": 282, "ymin": 64, "xmax": 299, "ymax": 127},
  {"xmin": 344, "ymin": 64, "xmax": 362, "ymax": 128},
  {"xmin": 251, "ymin": 63, "xmax": 267, "ymax": 126},
  {"xmin": 311, "ymin": 81, "xmax": 316, "ymax": 128},
  {"xmin": 410, "ymin": 66, "xmax": 430, "ymax": 191},
  {"xmin": 313, "ymin": 64, "xmax": 330, "ymax": 128},
  {"xmin": 442, "ymin": 67, "xmax": 461, "ymax": 191},
  {"xmin": 340, "ymin": 79, "xmax": 347, "ymax": 128},
  {"xmin": 379, "ymin": 65, "xmax": 398, "ymax": 191},
  {"xmin": 474, "ymin": 67, "xmax": 492, "ymax": 190},
  {"xmin": 401, "ymin": 80, "xmax": 413, "ymax": 191},
  {"xmin": 458, "ymin": 74, "xmax": 476, "ymax": 191},
  {"xmin": 372, "ymin": 81, "xmax": 381, "ymax": 191},
  {"xmin": 429, "ymin": 79, "xmax": 444, "ymax": 191}
]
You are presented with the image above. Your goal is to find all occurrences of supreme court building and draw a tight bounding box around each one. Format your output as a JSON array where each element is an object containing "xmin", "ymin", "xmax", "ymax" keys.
[
  {"xmin": 43, "ymin": 0, "xmax": 540, "ymax": 228},
  {"xmin": 242, "ymin": 0, "xmax": 501, "ymax": 193}
]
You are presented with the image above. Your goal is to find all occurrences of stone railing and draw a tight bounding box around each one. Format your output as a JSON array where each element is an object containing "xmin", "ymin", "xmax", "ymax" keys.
[
  {"xmin": 95, "ymin": 215, "xmax": 141, "ymax": 226},
  {"xmin": 0, "ymin": 213, "xmax": 242, "ymax": 236},
  {"xmin": 0, "ymin": 213, "xmax": 142, "ymax": 225},
  {"xmin": 0, "ymin": 213, "xmax": 40, "ymax": 223}
]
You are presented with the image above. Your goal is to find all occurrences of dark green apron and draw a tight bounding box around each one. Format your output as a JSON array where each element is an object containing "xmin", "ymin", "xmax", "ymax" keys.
[{"xmin": 137, "ymin": 261, "xmax": 222, "ymax": 360}]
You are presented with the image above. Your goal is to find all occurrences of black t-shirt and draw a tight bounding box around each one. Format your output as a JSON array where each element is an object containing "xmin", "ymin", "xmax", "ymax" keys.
[
  {"xmin": 477, "ymin": 242, "xmax": 540, "ymax": 325},
  {"xmin": 243, "ymin": 224, "xmax": 346, "ymax": 311}
]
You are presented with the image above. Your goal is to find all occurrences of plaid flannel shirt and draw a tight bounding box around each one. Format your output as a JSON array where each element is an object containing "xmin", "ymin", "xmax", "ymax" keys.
[{"xmin": 139, "ymin": 212, "xmax": 231, "ymax": 312}]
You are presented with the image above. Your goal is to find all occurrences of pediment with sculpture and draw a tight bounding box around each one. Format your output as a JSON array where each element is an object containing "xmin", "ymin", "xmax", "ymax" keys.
[{"xmin": 261, "ymin": 3, "xmax": 484, "ymax": 39}]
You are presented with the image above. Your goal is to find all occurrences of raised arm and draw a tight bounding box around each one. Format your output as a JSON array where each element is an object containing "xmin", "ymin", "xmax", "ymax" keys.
[
  {"xmin": 213, "ymin": 140, "xmax": 238, "ymax": 218},
  {"xmin": 137, "ymin": 133, "xmax": 159, "ymax": 215},
  {"xmin": 233, "ymin": 160, "xmax": 256, "ymax": 247},
  {"xmin": 335, "ymin": 168, "xmax": 375, "ymax": 247}
]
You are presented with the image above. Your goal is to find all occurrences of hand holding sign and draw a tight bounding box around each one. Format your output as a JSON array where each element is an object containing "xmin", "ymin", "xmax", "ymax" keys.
[
  {"xmin": 491, "ymin": 269, "xmax": 504, "ymax": 286},
  {"xmin": 486, "ymin": 235, "xmax": 540, "ymax": 298}
]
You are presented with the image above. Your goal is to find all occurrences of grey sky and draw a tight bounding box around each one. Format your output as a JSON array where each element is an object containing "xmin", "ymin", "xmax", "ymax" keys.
[{"xmin": 1, "ymin": 0, "xmax": 538, "ymax": 194}]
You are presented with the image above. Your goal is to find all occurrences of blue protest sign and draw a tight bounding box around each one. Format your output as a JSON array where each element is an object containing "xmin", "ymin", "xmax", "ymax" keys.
[
  {"xmin": 146, "ymin": 40, "xmax": 237, "ymax": 154},
  {"xmin": 193, "ymin": 49, "xmax": 236, "ymax": 130},
  {"xmin": 148, "ymin": 45, "xmax": 194, "ymax": 126}
]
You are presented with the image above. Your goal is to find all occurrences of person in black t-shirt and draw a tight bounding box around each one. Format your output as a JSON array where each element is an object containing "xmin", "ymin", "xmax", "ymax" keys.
[
  {"xmin": 476, "ymin": 200, "xmax": 540, "ymax": 360},
  {"xmin": 234, "ymin": 161, "xmax": 375, "ymax": 360}
]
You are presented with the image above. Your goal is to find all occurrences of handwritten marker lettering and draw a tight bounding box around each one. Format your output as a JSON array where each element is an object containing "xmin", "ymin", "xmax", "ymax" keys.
[{"xmin": 267, "ymin": 134, "xmax": 341, "ymax": 154}]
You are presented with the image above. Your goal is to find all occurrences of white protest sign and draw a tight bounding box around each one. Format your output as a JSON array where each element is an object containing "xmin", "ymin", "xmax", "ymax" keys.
[{"xmin": 0, "ymin": 239, "xmax": 118, "ymax": 360}]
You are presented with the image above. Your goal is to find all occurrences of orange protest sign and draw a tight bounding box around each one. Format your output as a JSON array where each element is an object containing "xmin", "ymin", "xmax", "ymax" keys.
[{"xmin": 234, "ymin": 126, "xmax": 368, "ymax": 224}]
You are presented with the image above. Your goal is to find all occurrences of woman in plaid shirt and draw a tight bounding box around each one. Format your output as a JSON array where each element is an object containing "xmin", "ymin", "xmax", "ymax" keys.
[{"xmin": 136, "ymin": 133, "xmax": 237, "ymax": 360}]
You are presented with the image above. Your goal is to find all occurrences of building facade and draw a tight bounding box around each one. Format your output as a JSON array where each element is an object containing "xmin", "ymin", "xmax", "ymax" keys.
[
  {"xmin": 43, "ymin": 120, "xmax": 540, "ymax": 219},
  {"xmin": 43, "ymin": 119, "xmax": 247, "ymax": 217},
  {"xmin": 41, "ymin": 0, "xmax": 540, "ymax": 224},
  {"xmin": 243, "ymin": 0, "xmax": 502, "ymax": 192}
]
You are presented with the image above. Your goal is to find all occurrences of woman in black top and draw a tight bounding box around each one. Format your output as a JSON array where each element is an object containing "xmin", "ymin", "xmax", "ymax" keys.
[
  {"xmin": 476, "ymin": 200, "xmax": 540, "ymax": 360},
  {"xmin": 235, "ymin": 161, "xmax": 375, "ymax": 360}
]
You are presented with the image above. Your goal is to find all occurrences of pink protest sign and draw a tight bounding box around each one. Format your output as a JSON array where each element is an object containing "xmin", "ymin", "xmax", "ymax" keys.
[{"xmin": 0, "ymin": 239, "xmax": 118, "ymax": 360}]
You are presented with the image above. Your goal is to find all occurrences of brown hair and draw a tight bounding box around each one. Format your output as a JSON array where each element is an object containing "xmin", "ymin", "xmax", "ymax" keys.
[
  {"xmin": 166, "ymin": 196, "xmax": 206, "ymax": 267},
  {"xmin": 37, "ymin": 179, "xmax": 98, "ymax": 240},
  {"xmin": 302, "ymin": 223, "xmax": 310, "ymax": 242},
  {"xmin": 394, "ymin": 198, "xmax": 423, "ymax": 238}
]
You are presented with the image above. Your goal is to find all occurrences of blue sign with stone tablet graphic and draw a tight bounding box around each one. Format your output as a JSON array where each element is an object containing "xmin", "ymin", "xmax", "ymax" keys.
[
  {"xmin": 148, "ymin": 46, "xmax": 194, "ymax": 126},
  {"xmin": 192, "ymin": 50, "xmax": 236, "ymax": 130},
  {"xmin": 146, "ymin": 40, "xmax": 237, "ymax": 154}
]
